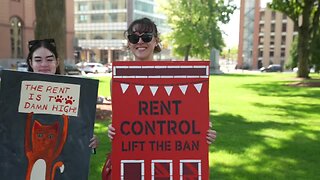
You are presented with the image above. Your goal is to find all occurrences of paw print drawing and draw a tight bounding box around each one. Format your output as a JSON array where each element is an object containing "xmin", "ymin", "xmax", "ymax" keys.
[
  {"xmin": 65, "ymin": 96, "xmax": 75, "ymax": 105},
  {"xmin": 54, "ymin": 95, "xmax": 64, "ymax": 103}
]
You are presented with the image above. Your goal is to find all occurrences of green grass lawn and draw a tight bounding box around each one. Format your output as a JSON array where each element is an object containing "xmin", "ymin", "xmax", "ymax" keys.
[{"xmin": 89, "ymin": 73, "xmax": 320, "ymax": 179}]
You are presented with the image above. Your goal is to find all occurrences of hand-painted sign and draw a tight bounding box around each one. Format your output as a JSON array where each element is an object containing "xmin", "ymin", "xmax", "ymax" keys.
[
  {"xmin": 112, "ymin": 61, "xmax": 210, "ymax": 180},
  {"xmin": 0, "ymin": 70, "xmax": 98, "ymax": 180},
  {"xmin": 19, "ymin": 81, "xmax": 80, "ymax": 116}
]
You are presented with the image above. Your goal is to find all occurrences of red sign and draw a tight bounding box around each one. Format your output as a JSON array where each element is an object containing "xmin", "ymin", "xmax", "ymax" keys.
[{"xmin": 112, "ymin": 61, "xmax": 210, "ymax": 179}]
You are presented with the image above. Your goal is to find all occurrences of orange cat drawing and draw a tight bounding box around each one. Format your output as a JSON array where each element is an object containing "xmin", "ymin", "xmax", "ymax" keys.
[{"xmin": 24, "ymin": 112, "xmax": 69, "ymax": 180}]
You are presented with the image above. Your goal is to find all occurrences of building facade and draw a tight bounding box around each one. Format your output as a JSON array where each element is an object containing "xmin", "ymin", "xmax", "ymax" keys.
[
  {"xmin": 238, "ymin": 0, "xmax": 297, "ymax": 70},
  {"xmin": 74, "ymin": 0, "xmax": 169, "ymax": 63},
  {"xmin": 0, "ymin": 0, "xmax": 75, "ymax": 68}
]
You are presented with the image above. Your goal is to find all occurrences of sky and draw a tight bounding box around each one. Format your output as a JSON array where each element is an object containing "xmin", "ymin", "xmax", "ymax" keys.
[{"xmin": 220, "ymin": 0, "xmax": 272, "ymax": 49}]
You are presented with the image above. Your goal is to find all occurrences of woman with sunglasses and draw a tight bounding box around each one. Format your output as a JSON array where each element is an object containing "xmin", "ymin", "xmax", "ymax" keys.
[
  {"xmin": 26, "ymin": 39, "xmax": 99, "ymax": 149},
  {"xmin": 104, "ymin": 18, "xmax": 217, "ymax": 178},
  {"xmin": 125, "ymin": 18, "xmax": 161, "ymax": 61},
  {"xmin": 104, "ymin": 17, "xmax": 217, "ymax": 179},
  {"xmin": 108, "ymin": 17, "xmax": 216, "ymax": 143}
]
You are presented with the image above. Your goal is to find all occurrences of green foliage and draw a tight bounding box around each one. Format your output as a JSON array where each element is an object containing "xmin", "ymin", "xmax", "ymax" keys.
[
  {"xmin": 268, "ymin": 0, "xmax": 302, "ymax": 23},
  {"xmin": 287, "ymin": 37, "xmax": 298, "ymax": 69},
  {"xmin": 287, "ymin": 32, "xmax": 320, "ymax": 72},
  {"xmin": 268, "ymin": 0, "xmax": 320, "ymax": 78},
  {"xmin": 95, "ymin": 76, "xmax": 112, "ymax": 97},
  {"xmin": 310, "ymin": 31, "xmax": 320, "ymax": 73},
  {"xmin": 89, "ymin": 120, "xmax": 111, "ymax": 180},
  {"xmin": 160, "ymin": 0, "xmax": 236, "ymax": 60},
  {"xmin": 221, "ymin": 46, "xmax": 238, "ymax": 60}
]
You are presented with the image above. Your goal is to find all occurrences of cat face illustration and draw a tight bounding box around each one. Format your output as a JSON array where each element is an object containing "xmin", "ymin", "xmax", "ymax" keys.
[{"xmin": 32, "ymin": 120, "xmax": 59, "ymax": 152}]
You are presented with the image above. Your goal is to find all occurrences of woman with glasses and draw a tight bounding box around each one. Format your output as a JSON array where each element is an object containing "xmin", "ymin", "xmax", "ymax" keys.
[
  {"xmin": 103, "ymin": 17, "xmax": 217, "ymax": 179},
  {"xmin": 26, "ymin": 39, "xmax": 99, "ymax": 149},
  {"xmin": 125, "ymin": 18, "xmax": 161, "ymax": 61},
  {"xmin": 108, "ymin": 17, "xmax": 216, "ymax": 143}
]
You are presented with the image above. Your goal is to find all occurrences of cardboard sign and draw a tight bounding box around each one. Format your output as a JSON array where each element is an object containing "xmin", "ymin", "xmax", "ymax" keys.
[
  {"xmin": 112, "ymin": 61, "xmax": 210, "ymax": 179},
  {"xmin": 0, "ymin": 70, "xmax": 98, "ymax": 180},
  {"xmin": 19, "ymin": 81, "xmax": 80, "ymax": 116}
]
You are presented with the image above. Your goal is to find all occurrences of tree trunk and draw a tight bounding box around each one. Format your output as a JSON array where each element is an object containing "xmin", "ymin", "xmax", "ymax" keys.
[
  {"xmin": 184, "ymin": 44, "xmax": 191, "ymax": 61},
  {"xmin": 297, "ymin": 28, "xmax": 310, "ymax": 78},
  {"xmin": 35, "ymin": 0, "xmax": 66, "ymax": 74},
  {"xmin": 297, "ymin": 0, "xmax": 314, "ymax": 79}
]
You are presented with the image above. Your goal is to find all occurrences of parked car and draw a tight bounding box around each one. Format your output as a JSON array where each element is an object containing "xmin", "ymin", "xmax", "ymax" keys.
[
  {"xmin": 17, "ymin": 62, "xmax": 28, "ymax": 72},
  {"xmin": 105, "ymin": 63, "xmax": 112, "ymax": 73},
  {"xmin": 64, "ymin": 63, "xmax": 82, "ymax": 75},
  {"xmin": 293, "ymin": 66, "xmax": 315, "ymax": 73},
  {"xmin": 260, "ymin": 64, "xmax": 282, "ymax": 72},
  {"xmin": 80, "ymin": 62, "xmax": 109, "ymax": 74}
]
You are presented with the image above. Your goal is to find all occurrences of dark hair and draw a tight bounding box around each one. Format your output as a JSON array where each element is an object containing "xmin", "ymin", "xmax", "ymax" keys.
[
  {"xmin": 125, "ymin": 17, "xmax": 161, "ymax": 53},
  {"xmin": 26, "ymin": 39, "xmax": 60, "ymax": 74}
]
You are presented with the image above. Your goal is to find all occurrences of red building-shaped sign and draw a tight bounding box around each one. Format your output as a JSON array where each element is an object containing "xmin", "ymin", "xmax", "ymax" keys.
[{"xmin": 112, "ymin": 61, "xmax": 210, "ymax": 179}]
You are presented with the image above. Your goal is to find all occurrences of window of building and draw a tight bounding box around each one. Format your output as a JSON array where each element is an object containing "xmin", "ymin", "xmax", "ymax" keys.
[
  {"xmin": 270, "ymin": 51, "xmax": 274, "ymax": 57},
  {"xmin": 92, "ymin": 2, "xmax": 105, "ymax": 10},
  {"xmin": 93, "ymin": 35, "xmax": 104, "ymax": 40},
  {"xmin": 76, "ymin": 33, "xmax": 86, "ymax": 40},
  {"xmin": 110, "ymin": 1, "xmax": 118, "ymax": 9},
  {"xmin": 107, "ymin": 13, "xmax": 126, "ymax": 22},
  {"xmin": 259, "ymin": 36, "xmax": 264, "ymax": 45},
  {"xmin": 270, "ymin": 36, "xmax": 275, "ymax": 45},
  {"xmin": 106, "ymin": 0, "xmax": 126, "ymax": 9},
  {"xmin": 282, "ymin": 14, "xmax": 287, "ymax": 19},
  {"xmin": 79, "ymin": 3, "xmax": 88, "ymax": 11},
  {"xmin": 10, "ymin": 16, "xmax": 23, "ymax": 58},
  {"xmin": 259, "ymin": 24, "xmax": 264, "ymax": 33},
  {"xmin": 111, "ymin": 31, "xmax": 124, "ymax": 39},
  {"xmin": 259, "ymin": 50, "xmax": 263, "ymax": 57},
  {"xmin": 271, "ymin": 11, "xmax": 276, "ymax": 20},
  {"xmin": 281, "ymin": 48, "xmax": 286, "ymax": 57},
  {"xmin": 260, "ymin": 11, "xmax": 265, "ymax": 21},
  {"xmin": 79, "ymin": 15, "xmax": 88, "ymax": 23},
  {"xmin": 91, "ymin": 14, "xmax": 105, "ymax": 22},
  {"xmin": 281, "ymin": 36, "xmax": 286, "ymax": 45},
  {"xmin": 135, "ymin": 1, "xmax": 153, "ymax": 13},
  {"xmin": 282, "ymin": 23, "xmax": 286, "ymax": 32},
  {"xmin": 109, "ymin": 13, "xmax": 118, "ymax": 22},
  {"xmin": 271, "ymin": 23, "xmax": 275, "ymax": 32}
]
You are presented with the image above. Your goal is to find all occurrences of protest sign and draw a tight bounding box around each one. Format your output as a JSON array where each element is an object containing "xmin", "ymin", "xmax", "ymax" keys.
[
  {"xmin": 112, "ymin": 61, "xmax": 210, "ymax": 179},
  {"xmin": 0, "ymin": 70, "xmax": 98, "ymax": 180}
]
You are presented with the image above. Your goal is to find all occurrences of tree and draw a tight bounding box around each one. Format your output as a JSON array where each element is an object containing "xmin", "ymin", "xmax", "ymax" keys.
[
  {"xmin": 310, "ymin": 29, "xmax": 320, "ymax": 73},
  {"xmin": 34, "ymin": 0, "xmax": 66, "ymax": 74},
  {"xmin": 268, "ymin": 0, "xmax": 320, "ymax": 78},
  {"xmin": 287, "ymin": 37, "xmax": 298, "ymax": 69},
  {"xmin": 161, "ymin": 0, "xmax": 236, "ymax": 61}
]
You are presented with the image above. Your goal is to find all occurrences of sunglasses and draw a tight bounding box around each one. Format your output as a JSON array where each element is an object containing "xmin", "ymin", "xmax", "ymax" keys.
[
  {"xmin": 28, "ymin": 39, "xmax": 56, "ymax": 50},
  {"xmin": 127, "ymin": 33, "xmax": 153, "ymax": 44}
]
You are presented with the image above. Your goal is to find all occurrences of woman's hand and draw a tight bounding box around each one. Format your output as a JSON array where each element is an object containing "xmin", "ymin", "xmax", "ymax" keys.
[
  {"xmin": 89, "ymin": 134, "xmax": 99, "ymax": 148},
  {"xmin": 207, "ymin": 121, "xmax": 217, "ymax": 144},
  {"xmin": 108, "ymin": 124, "xmax": 116, "ymax": 140}
]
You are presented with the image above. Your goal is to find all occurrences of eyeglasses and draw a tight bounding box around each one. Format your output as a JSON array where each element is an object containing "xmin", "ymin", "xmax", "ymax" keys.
[
  {"xmin": 28, "ymin": 39, "xmax": 56, "ymax": 50},
  {"xmin": 127, "ymin": 33, "xmax": 153, "ymax": 44}
]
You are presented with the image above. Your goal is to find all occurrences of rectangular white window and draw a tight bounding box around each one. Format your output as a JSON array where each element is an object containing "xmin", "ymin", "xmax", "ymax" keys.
[
  {"xmin": 121, "ymin": 160, "xmax": 145, "ymax": 180},
  {"xmin": 151, "ymin": 160, "xmax": 173, "ymax": 180},
  {"xmin": 179, "ymin": 160, "xmax": 201, "ymax": 180}
]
